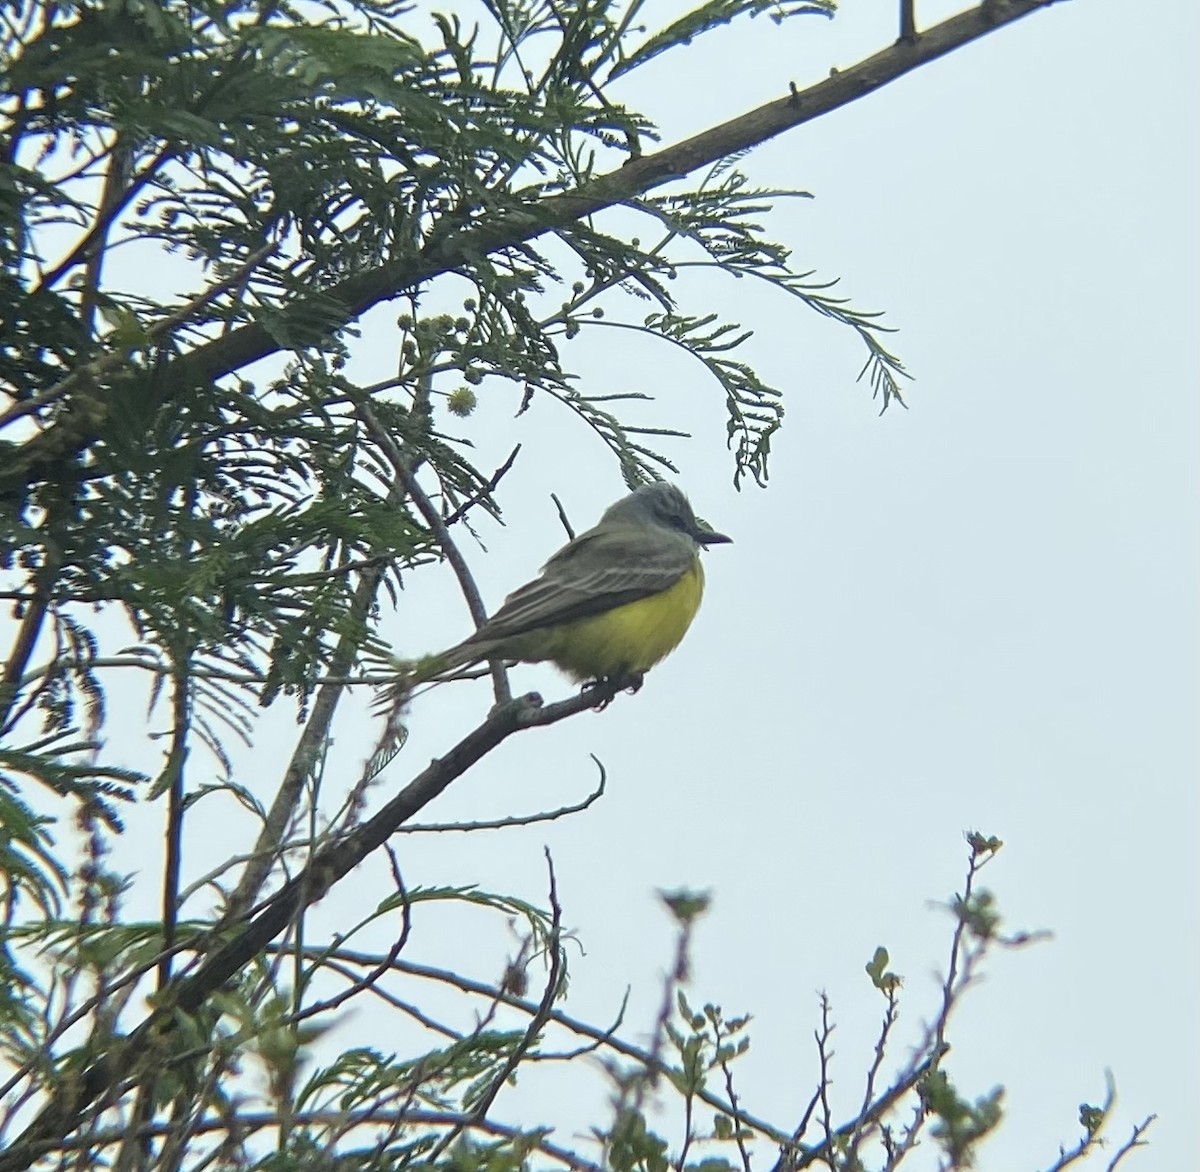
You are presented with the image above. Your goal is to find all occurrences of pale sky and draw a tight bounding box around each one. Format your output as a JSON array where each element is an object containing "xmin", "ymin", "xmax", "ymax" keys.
[{"xmin": 41, "ymin": 0, "xmax": 1196, "ymax": 1167}]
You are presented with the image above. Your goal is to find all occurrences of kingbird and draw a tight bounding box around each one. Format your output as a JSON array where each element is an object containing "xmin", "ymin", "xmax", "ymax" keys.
[{"xmin": 431, "ymin": 482, "xmax": 730, "ymax": 686}]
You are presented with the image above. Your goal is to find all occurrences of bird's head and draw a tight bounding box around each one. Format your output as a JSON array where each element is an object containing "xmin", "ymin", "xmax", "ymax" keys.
[{"xmin": 603, "ymin": 482, "xmax": 732, "ymax": 547}]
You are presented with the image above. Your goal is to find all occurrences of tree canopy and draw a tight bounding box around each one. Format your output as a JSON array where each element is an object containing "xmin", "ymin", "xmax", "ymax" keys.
[{"xmin": 0, "ymin": 1, "xmax": 1153, "ymax": 1170}]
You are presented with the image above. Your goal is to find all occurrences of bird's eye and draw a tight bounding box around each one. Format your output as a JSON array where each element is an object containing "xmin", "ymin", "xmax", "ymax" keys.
[{"xmin": 668, "ymin": 513, "xmax": 688, "ymax": 531}]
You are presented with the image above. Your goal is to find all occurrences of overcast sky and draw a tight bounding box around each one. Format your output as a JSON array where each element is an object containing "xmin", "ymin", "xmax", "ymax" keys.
[{"xmin": 72, "ymin": 0, "xmax": 1196, "ymax": 1167}]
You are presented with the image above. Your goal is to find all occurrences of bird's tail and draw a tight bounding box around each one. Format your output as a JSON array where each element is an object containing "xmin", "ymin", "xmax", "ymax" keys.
[{"xmin": 372, "ymin": 640, "xmax": 490, "ymax": 716}]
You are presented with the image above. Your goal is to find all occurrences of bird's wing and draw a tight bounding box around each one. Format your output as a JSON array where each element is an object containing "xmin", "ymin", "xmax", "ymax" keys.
[{"xmin": 464, "ymin": 524, "xmax": 695, "ymax": 644}]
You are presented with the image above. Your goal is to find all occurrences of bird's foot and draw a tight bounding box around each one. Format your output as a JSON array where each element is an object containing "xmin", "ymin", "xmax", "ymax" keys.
[{"xmin": 585, "ymin": 671, "xmax": 644, "ymax": 710}]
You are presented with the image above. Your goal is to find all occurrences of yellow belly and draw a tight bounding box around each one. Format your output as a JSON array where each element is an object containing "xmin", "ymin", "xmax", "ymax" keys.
[{"xmin": 539, "ymin": 560, "xmax": 706, "ymax": 682}]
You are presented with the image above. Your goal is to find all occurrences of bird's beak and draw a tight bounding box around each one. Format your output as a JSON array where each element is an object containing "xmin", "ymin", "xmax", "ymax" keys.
[{"xmin": 697, "ymin": 527, "xmax": 732, "ymax": 546}]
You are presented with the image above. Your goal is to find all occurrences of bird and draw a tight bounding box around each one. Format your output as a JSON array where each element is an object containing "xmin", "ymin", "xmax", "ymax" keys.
[{"xmin": 419, "ymin": 481, "xmax": 731, "ymax": 690}]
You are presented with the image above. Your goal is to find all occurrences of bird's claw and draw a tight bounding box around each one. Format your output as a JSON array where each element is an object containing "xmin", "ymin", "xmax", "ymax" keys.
[{"xmin": 585, "ymin": 671, "xmax": 644, "ymax": 710}]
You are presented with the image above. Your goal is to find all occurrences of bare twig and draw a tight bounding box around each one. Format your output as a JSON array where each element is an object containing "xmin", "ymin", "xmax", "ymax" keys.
[
  {"xmin": 721, "ymin": 1060, "xmax": 754, "ymax": 1172},
  {"xmin": 288, "ymin": 949, "xmax": 791, "ymax": 1144},
  {"xmin": 158, "ymin": 666, "xmax": 191, "ymax": 988},
  {"xmin": 477, "ymin": 853, "xmax": 564, "ymax": 1116},
  {"xmin": 551, "ymin": 492, "xmax": 576, "ymax": 540},
  {"xmin": 848, "ymin": 983, "xmax": 900, "ymax": 1157},
  {"xmin": 816, "ymin": 995, "xmax": 836, "ymax": 1159},
  {"xmin": 0, "ymin": 539, "xmax": 61, "ymax": 734},
  {"xmin": 290, "ymin": 849, "xmax": 413, "ymax": 1023},
  {"xmin": 319, "ymin": 958, "xmax": 466, "ymax": 1041},
  {"xmin": 1038, "ymin": 1071, "xmax": 1155, "ymax": 1172},
  {"xmin": 442, "ymin": 445, "xmax": 522, "ymax": 526},
  {"xmin": 420, "ymin": 850, "xmax": 566, "ymax": 1165},
  {"xmin": 395, "ymin": 754, "xmax": 606, "ymax": 832},
  {"xmin": 33, "ymin": 141, "xmax": 177, "ymax": 297},
  {"xmin": 1106, "ymin": 1117, "xmax": 1157, "ymax": 1171}
]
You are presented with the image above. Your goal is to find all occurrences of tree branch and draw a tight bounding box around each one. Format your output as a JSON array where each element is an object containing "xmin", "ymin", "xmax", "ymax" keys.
[
  {"xmin": 0, "ymin": 0, "xmax": 1065, "ymax": 498},
  {"xmin": 0, "ymin": 539, "xmax": 61, "ymax": 734},
  {"xmin": 394, "ymin": 753, "xmax": 605, "ymax": 833},
  {"xmin": 0, "ymin": 681, "xmax": 627, "ymax": 1168}
]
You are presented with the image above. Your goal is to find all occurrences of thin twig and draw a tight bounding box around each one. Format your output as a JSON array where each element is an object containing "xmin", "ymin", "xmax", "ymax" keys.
[
  {"xmin": 816, "ymin": 995, "xmax": 836, "ymax": 1160},
  {"xmin": 443, "ymin": 444, "xmax": 522, "ymax": 526},
  {"xmin": 1106, "ymin": 1117, "xmax": 1157, "ymax": 1171},
  {"xmin": 848, "ymin": 983, "xmax": 900, "ymax": 1156},
  {"xmin": 550, "ymin": 492, "xmax": 576, "ymax": 540},
  {"xmin": 721, "ymin": 1061, "xmax": 754, "ymax": 1172},
  {"xmin": 290, "ymin": 849, "xmax": 413, "ymax": 1024},
  {"xmin": 421, "ymin": 852, "xmax": 566, "ymax": 1164},
  {"xmin": 319, "ymin": 958, "xmax": 466, "ymax": 1040},
  {"xmin": 395, "ymin": 754, "xmax": 606, "ymax": 832},
  {"xmin": 375, "ymin": 953, "xmax": 792, "ymax": 1144},
  {"xmin": 357, "ymin": 399, "xmax": 511, "ymax": 705},
  {"xmin": 0, "ymin": 539, "xmax": 62, "ymax": 734},
  {"xmin": 33, "ymin": 141, "xmax": 177, "ymax": 296},
  {"xmin": 476, "ymin": 853, "xmax": 563, "ymax": 1115},
  {"xmin": 158, "ymin": 665, "xmax": 191, "ymax": 988}
]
